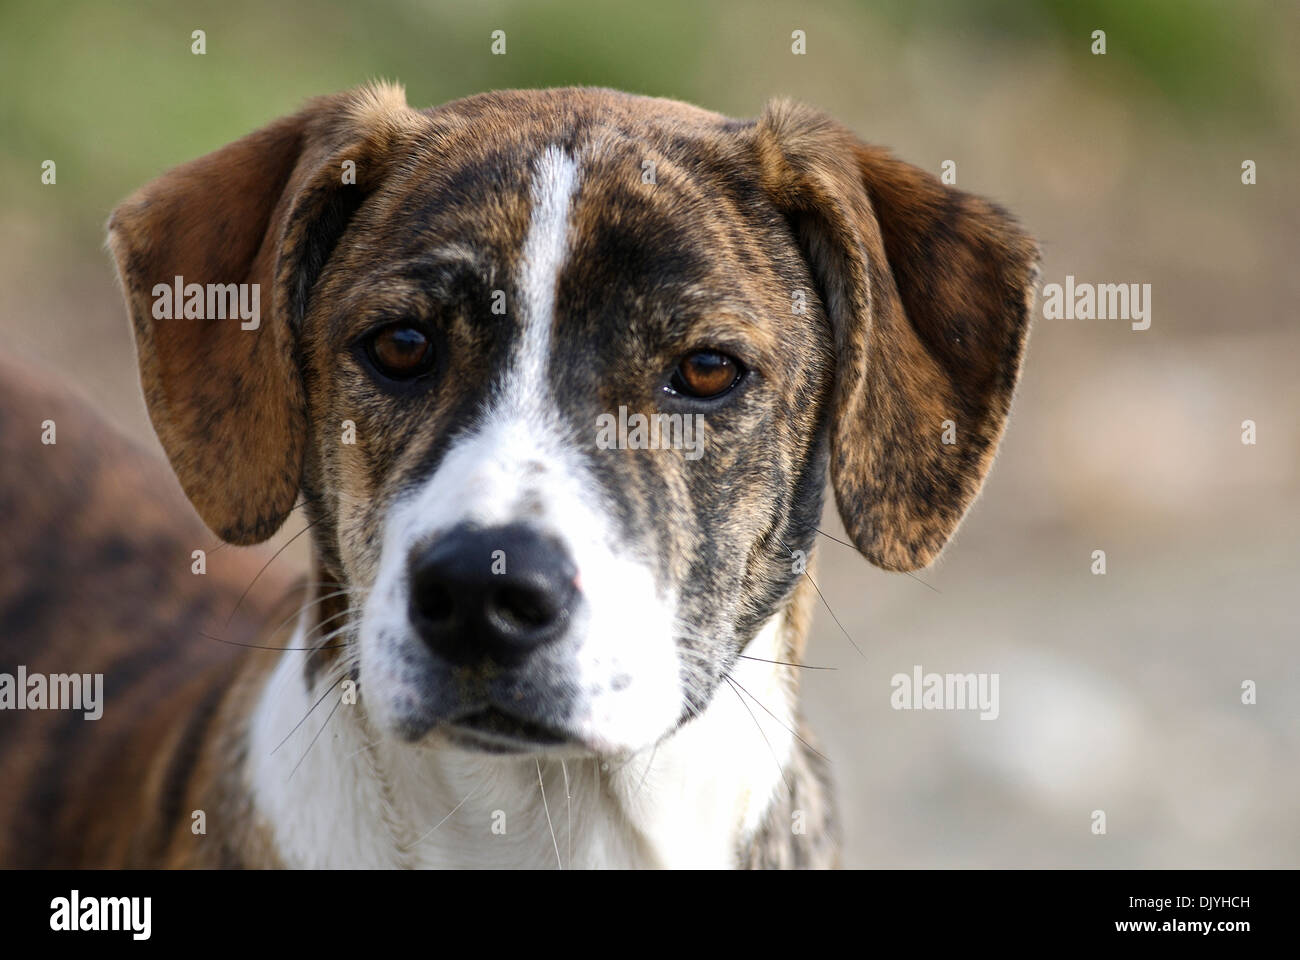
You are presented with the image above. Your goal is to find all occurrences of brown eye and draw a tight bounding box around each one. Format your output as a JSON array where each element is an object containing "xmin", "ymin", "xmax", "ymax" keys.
[
  {"xmin": 669, "ymin": 350, "xmax": 743, "ymax": 399},
  {"xmin": 366, "ymin": 324, "xmax": 434, "ymax": 379}
]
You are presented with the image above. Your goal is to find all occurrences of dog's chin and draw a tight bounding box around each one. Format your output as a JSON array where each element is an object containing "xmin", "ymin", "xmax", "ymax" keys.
[
  {"xmin": 442, "ymin": 707, "xmax": 578, "ymax": 755},
  {"xmin": 382, "ymin": 703, "xmax": 664, "ymax": 760},
  {"xmin": 380, "ymin": 704, "xmax": 603, "ymax": 757}
]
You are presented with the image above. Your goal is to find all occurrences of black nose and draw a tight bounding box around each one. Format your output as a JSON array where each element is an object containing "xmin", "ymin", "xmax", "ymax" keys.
[{"xmin": 408, "ymin": 523, "xmax": 578, "ymax": 664}]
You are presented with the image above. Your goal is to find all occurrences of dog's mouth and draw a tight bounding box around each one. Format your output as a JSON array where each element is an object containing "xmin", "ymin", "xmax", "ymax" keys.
[{"xmin": 444, "ymin": 706, "xmax": 573, "ymax": 754}]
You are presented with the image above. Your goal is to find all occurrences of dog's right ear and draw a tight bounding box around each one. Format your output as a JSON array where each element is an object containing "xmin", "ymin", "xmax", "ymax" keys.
[{"xmin": 108, "ymin": 82, "xmax": 422, "ymax": 544}]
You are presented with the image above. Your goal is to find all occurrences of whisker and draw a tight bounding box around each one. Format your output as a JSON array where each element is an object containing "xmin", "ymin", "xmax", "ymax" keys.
[
  {"xmin": 814, "ymin": 527, "xmax": 941, "ymax": 593},
  {"xmin": 536, "ymin": 758, "xmax": 562, "ymax": 870},
  {"xmin": 271, "ymin": 677, "xmax": 343, "ymax": 756},
  {"xmin": 737, "ymin": 654, "xmax": 837, "ymax": 671},
  {"xmin": 725, "ymin": 673, "xmax": 832, "ymax": 765},
  {"xmin": 668, "ymin": 641, "xmax": 836, "ymax": 674},
  {"xmin": 667, "ymin": 623, "xmax": 837, "ymax": 672},
  {"xmin": 311, "ymin": 618, "xmax": 360, "ymax": 647},
  {"xmin": 723, "ymin": 675, "xmax": 792, "ymax": 797},
  {"xmin": 196, "ymin": 629, "xmax": 348, "ymax": 652},
  {"xmin": 224, "ymin": 514, "xmax": 325, "ymax": 629},
  {"xmin": 409, "ymin": 781, "xmax": 482, "ymax": 848},
  {"xmin": 561, "ymin": 759, "xmax": 572, "ymax": 869},
  {"xmin": 298, "ymin": 605, "xmax": 361, "ymax": 644},
  {"xmin": 263, "ymin": 588, "xmax": 355, "ymax": 643},
  {"xmin": 635, "ymin": 743, "xmax": 660, "ymax": 797},
  {"xmin": 776, "ymin": 536, "xmax": 866, "ymax": 660},
  {"xmin": 289, "ymin": 695, "xmax": 342, "ymax": 780},
  {"xmin": 800, "ymin": 568, "xmax": 865, "ymax": 659}
]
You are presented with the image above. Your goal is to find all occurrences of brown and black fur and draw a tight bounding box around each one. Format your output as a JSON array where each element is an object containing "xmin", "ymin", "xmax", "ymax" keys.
[
  {"xmin": 0, "ymin": 358, "xmax": 291, "ymax": 867},
  {"xmin": 2, "ymin": 82, "xmax": 1035, "ymax": 868}
]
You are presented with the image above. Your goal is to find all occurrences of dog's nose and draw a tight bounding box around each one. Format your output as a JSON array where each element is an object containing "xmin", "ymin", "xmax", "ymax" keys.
[{"xmin": 408, "ymin": 523, "xmax": 578, "ymax": 664}]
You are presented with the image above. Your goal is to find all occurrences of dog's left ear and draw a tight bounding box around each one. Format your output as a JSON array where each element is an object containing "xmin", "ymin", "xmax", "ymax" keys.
[{"xmin": 755, "ymin": 100, "xmax": 1038, "ymax": 571}]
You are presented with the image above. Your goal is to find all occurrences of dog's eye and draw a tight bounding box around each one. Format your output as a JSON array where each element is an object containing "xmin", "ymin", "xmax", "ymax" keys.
[
  {"xmin": 365, "ymin": 324, "xmax": 434, "ymax": 379},
  {"xmin": 669, "ymin": 350, "xmax": 743, "ymax": 399}
]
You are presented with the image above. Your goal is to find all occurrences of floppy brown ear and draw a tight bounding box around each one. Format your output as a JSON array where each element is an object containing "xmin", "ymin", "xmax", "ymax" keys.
[
  {"xmin": 756, "ymin": 100, "xmax": 1038, "ymax": 571},
  {"xmin": 108, "ymin": 82, "xmax": 420, "ymax": 544}
]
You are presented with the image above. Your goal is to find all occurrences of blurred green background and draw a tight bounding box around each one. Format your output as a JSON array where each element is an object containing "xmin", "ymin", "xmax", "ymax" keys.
[
  {"xmin": 2, "ymin": 0, "xmax": 1297, "ymax": 867},
  {"xmin": 3, "ymin": 0, "xmax": 1294, "ymax": 228}
]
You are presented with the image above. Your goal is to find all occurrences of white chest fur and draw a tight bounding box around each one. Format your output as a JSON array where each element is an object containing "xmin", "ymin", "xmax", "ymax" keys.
[{"xmin": 246, "ymin": 615, "xmax": 795, "ymax": 869}]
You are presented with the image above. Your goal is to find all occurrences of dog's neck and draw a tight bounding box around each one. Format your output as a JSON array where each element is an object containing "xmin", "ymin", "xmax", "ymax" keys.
[{"xmin": 245, "ymin": 604, "xmax": 801, "ymax": 868}]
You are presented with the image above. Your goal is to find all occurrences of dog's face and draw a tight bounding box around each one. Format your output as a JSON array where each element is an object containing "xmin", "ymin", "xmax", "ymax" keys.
[
  {"xmin": 306, "ymin": 116, "xmax": 832, "ymax": 753},
  {"xmin": 110, "ymin": 85, "xmax": 1036, "ymax": 757}
]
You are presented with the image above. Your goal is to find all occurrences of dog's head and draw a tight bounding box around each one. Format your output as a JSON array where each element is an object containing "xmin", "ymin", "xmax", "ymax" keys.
[{"xmin": 109, "ymin": 84, "xmax": 1035, "ymax": 756}]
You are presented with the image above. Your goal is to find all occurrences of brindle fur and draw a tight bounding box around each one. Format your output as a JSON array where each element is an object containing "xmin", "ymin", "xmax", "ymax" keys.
[
  {"xmin": 0, "ymin": 358, "xmax": 291, "ymax": 867},
  {"xmin": 2, "ymin": 83, "xmax": 1034, "ymax": 868}
]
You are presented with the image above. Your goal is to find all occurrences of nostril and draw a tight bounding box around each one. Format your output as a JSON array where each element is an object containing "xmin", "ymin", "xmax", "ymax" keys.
[
  {"xmin": 491, "ymin": 585, "xmax": 558, "ymax": 632},
  {"xmin": 414, "ymin": 581, "xmax": 455, "ymax": 624}
]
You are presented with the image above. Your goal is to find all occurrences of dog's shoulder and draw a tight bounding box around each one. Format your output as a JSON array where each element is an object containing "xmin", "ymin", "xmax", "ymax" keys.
[{"xmin": 0, "ymin": 356, "xmax": 292, "ymax": 866}]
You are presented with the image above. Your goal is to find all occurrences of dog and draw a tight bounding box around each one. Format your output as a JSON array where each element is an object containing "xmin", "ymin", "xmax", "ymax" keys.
[{"xmin": 0, "ymin": 83, "xmax": 1035, "ymax": 868}]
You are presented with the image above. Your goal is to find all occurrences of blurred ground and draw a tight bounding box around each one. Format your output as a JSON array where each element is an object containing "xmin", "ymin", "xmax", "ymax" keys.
[{"xmin": 2, "ymin": 0, "xmax": 1297, "ymax": 866}]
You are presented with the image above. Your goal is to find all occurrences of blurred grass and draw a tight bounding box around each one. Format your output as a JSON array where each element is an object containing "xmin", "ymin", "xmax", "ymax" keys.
[
  {"xmin": 874, "ymin": 0, "xmax": 1290, "ymax": 124},
  {"xmin": 1, "ymin": 0, "xmax": 1294, "ymax": 240}
]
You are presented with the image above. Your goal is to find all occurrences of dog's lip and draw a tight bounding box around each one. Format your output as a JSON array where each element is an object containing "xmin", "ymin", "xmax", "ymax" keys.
[{"xmin": 446, "ymin": 706, "xmax": 574, "ymax": 752}]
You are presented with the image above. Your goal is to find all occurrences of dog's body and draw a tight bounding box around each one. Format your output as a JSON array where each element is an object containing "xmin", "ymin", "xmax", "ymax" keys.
[
  {"xmin": 0, "ymin": 84, "xmax": 1034, "ymax": 868},
  {"xmin": 0, "ymin": 361, "xmax": 293, "ymax": 867}
]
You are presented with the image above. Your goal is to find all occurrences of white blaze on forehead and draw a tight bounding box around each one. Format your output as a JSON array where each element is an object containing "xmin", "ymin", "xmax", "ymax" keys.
[{"xmin": 513, "ymin": 145, "xmax": 580, "ymax": 403}]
